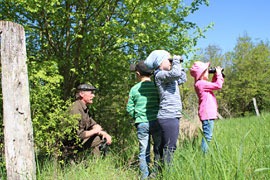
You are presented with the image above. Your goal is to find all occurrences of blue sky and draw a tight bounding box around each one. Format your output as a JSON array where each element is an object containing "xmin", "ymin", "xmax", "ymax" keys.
[{"xmin": 186, "ymin": 0, "xmax": 270, "ymax": 53}]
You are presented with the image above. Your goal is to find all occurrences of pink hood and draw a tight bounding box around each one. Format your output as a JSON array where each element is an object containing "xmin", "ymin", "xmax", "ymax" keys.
[{"xmin": 190, "ymin": 61, "xmax": 210, "ymax": 81}]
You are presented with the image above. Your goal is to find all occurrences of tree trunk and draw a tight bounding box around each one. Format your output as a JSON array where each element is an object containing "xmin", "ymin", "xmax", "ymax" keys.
[{"xmin": 0, "ymin": 21, "xmax": 36, "ymax": 180}]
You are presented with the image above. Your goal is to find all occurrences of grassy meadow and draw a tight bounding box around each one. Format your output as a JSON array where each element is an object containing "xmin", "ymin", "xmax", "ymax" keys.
[
  {"xmin": 36, "ymin": 113, "xmax": 270, "ymax": 180},
  {"xmin": 2, "ymin": 114, "xmax": 270, "ymax": 180}
]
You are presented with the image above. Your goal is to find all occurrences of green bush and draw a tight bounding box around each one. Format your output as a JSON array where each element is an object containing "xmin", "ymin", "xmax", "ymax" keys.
[{"xmin": 29, "ymin": 60, "xmax": 79, "ymax": 158}]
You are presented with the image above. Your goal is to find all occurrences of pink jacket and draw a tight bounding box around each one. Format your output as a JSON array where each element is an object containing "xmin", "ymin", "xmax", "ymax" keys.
[{"xmin": 194, "ymin": 73, "xmax": 224, "ymax": 120}]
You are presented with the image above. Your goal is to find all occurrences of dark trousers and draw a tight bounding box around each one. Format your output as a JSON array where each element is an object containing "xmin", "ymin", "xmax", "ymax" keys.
[
  {"xmin": 158, "ymin": 118, "xmax": 179, "ymax": 165},
  {"xmin": 61, "ymin": 134, "xmax": 103, "ymax": 160},
  {"xmin": 82, "ymin": 135, "xmax": 103, "ymax": 156}
]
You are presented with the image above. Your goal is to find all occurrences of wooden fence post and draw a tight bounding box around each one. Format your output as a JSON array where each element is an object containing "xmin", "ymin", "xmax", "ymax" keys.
[
  {"xmin": 252, "ymin": 98, "xmax": 260, "ymax": 116},
  {"xmin": 0, "ymin": 21, "xmax": 36, "ymax": 180}
]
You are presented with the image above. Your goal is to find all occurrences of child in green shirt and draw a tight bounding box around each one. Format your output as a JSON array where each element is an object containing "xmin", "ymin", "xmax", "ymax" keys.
[{"xmin": 126, "ymin": 61, "xmax": 162, "ymax": 179}]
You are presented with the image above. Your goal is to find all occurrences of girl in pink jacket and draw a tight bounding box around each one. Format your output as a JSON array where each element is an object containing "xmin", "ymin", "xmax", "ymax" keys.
[{"xmin": 190, "ymin": 61, "xmax": 224, "ymax": 153}]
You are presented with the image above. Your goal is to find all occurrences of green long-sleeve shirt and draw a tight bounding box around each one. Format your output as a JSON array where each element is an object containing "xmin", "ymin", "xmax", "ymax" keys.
[{"xmin": 126, "ymin": 81, "xmax": 159, "ymax": 123}]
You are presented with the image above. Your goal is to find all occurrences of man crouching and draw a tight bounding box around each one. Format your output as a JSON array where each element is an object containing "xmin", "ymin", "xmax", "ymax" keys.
[{"xmin": 69, "ymin": 83, "xmax": 112, "ymax": 157}]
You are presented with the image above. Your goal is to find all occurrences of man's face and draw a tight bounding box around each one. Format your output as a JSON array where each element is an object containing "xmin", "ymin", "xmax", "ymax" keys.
[{"xmin": 80, "ymin": 90, "xmax": 95, "ymax": 104}]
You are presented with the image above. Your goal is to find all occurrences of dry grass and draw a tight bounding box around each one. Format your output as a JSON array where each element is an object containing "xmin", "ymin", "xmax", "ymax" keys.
[{"xmin": 179, "ymin": 118, "xmax": 201, "ymax": 143}]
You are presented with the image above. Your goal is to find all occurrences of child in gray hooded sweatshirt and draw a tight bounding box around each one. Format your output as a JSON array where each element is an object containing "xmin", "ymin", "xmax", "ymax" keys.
[{"xmin": 144, "ymin": 50, "xmax": 187, "ymax": 166}]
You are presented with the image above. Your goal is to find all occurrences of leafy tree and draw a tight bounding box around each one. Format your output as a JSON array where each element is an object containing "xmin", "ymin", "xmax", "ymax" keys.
[
  {"xmin": 0, "ymin": 0, "xmax": 211, "ymax": 157},
  {"xmin": 222, "ymin": 35, "xmax": 270, "ymax": 116},
  {"xmin": 202, "ymin": 45, "xmax": 224, "ymax": 66}
]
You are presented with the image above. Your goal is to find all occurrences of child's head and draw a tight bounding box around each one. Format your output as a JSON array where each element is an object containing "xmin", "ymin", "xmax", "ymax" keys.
[
  {"xmin": 190, "ymin": 61, "xmax": 210, "ymax": 81},
  {"xmin": 130, "ymin": 60, "xmax": 153, "ymax": 78},
  {"xmin": 144, "ymin": 50, "xmax": 171, "ymax": 70}
]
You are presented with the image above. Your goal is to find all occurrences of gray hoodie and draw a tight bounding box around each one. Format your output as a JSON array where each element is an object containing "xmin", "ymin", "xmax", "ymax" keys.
[{"xmin": 154, "ymin": 59, "xmax": 187, "ymax": 119}]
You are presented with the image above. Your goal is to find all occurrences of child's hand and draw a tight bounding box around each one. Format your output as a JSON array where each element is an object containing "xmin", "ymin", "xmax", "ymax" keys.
[
  {"xmin": 173, "ymin": 55, "xmax": 182, "ymax": 62},
  {"xmin": 215, "ymin": 66, "xmax": 223, "ymax": 74}
]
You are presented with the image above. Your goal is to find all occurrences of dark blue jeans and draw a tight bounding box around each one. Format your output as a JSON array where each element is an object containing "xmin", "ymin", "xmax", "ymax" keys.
[{"xmin": 158, "ymin": 118, "xmax": 179, "ymax": 165}]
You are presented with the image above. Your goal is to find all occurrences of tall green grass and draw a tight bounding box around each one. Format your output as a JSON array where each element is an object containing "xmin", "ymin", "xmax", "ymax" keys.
[
  {"xmin": 162, "ymin": 113, "xmax": 270, "ymax": 179},
  {"xmin": 2, "ymin": 114, "xmax": 270, "ymax": 179},
  {"xmin": 36, "ymin": 155, "xmax": 138, "ymax": 180}
]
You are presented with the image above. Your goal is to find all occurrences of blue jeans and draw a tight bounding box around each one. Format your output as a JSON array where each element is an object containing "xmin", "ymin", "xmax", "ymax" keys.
[
  {"xmin": 136, "ymin": 121, "xmax": 162, "ymax": 179},
  {"xmin": 201, "ymin": 120, "xmax": 214, "ymax": 153},
  {"xmin": 158, "ymin": 118, "xmax": 179, "ymax": 165}
]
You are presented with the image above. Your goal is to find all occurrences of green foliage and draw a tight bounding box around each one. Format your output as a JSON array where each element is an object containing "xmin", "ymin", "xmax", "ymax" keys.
[
  {"xmin": 202, "ymin": 45, "xmax": 225, "ymax": 67},
  {"xmin": 29, "ymin": 60, "xmax": 78, "ymax": 157},
  {"xmin": 1, "ymin": 0, "xmax": 211, "ymax": 95},
  {"xmin": 222, "ymin": 35, "xmax": 270, "ymax": 116}
]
